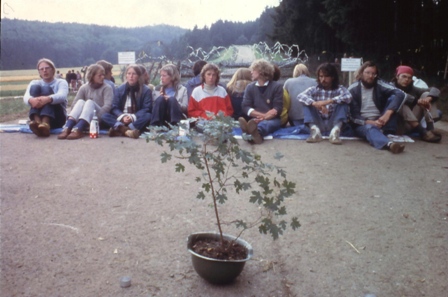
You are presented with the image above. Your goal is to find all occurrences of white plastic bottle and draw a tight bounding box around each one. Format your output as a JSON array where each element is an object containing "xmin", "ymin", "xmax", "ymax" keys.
[{"xmin": 89, "ymin": 110, "xmax": 99, "ymax": 138}]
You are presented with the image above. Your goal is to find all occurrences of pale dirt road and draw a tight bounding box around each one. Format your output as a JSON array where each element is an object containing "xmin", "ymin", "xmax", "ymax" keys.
[{"xmin": 1, "ymin": 121, "xmax": 448, "ymax": 297}]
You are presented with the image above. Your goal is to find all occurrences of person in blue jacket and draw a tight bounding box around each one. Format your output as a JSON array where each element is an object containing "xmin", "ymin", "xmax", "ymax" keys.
[{"xmin": 101, "ymin": 64, "xmax": 152, "ymax": 139}]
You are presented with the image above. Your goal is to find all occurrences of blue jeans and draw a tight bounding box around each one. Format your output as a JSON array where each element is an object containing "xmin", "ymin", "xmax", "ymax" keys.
[
  {"xmin": 150, "ymin": 96, "xmax": 183, "ymax": 126},
  {"xmin": 303, "ymin": 104, "xmax": 349, "ymax": 134},
  {"xmin": 354, "ymin": 113, "xmax": 399, "ymax": 150},
  {"xmin": 257, "ymin": 118, "xmax": 281, "ymax": 137},
  {"xmin": 29, "ymin": 85, "xmax": 66, "ymax": 128}
]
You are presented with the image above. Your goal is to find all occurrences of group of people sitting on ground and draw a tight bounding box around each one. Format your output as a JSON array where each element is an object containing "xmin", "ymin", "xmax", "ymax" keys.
[{"xmin": 24, "ymin": 57, "xmax": 442, "ymax": 154}]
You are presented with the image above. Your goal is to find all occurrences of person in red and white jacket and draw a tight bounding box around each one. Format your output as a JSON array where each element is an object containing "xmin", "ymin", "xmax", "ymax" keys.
[{"xmin": 188, "ymin": 63, "xmax": 233, "ymax": 120}]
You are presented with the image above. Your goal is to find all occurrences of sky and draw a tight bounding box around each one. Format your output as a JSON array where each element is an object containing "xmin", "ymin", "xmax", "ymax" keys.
[{"xmin": 1, "ymin": 0, "xmax": 281, "ymax": 29}]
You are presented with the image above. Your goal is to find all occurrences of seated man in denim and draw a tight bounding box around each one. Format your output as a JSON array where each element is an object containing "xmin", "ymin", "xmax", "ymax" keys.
[
  {"xmin": 348, "ymin": 61, "xmax": 406, "ymax": 154},
  {"xmin": 239, "ymin": 59, "xmax": 283, "ymax": 144},
  {"xmin": 23, "ymin": 58, "xmax": 68, "ymax": 137},
  {"xmin": 297, "ymin": 63, "xmax": 352, "ymax": 144}
]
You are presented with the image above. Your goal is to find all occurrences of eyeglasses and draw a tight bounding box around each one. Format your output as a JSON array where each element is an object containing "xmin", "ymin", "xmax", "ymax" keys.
[
  {"xmin": 363, "ymin": 71, "xmax": 377, "ymax": 77},
  {"xmin": 38, "ymin": 67, "xmax": 52, "ymax": 72}
]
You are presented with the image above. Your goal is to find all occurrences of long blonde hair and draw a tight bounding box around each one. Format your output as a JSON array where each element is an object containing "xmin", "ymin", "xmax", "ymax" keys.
[{"xmin": 226, "ymin": 68, "xmax": 252, "ymax": 94}]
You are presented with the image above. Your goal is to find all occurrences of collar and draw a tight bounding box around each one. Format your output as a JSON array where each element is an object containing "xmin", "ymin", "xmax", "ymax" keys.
[{"xmin": 255, "ymin": 80, "xmax": 269, "ymax": 87}]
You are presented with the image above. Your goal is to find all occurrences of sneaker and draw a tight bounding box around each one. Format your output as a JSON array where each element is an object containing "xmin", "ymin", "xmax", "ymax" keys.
[
  {"xmin": 422, "ymin": 131, "xmax": 441, "ymax": 143},
  {"xmin": 306, "ymin": 126, "xmax": 322, "ymax": 143},
  {"xmin": 37, "ymin": 122, "xmax": 50, "ymax": 137},
  {"xmin": 58, "ymin": 127, "xmax": 72, "ymax": 140},
  {"xmin": 66, "ymin": 128, "xmax": 83, "ymax": 140},
  {"xmin": 125, "ymin": 129, "xmax": 140, "ymax": 139},
  {"xmin": 247, "ymin": 119, "xmax": 263, "ymax": 144},
  {"xmin": 329, "ymin": 126, "xmax": 342, "ymax": 145},
  {"xmin": 29, "ymin": 121, "xmax": 41, "ymax": 137},
  {"xmin": 389, "ymin": 142, "xmax": 405, "ymax": 154},
  {"xmin": 238, "ymin": 117, "xmax": 248, "ymax": 134}
]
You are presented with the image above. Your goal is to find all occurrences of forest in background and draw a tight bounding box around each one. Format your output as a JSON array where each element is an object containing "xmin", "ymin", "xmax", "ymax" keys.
[{"xmin": 1, "ymin": 0, "xmax": 447, "ymax": 81}]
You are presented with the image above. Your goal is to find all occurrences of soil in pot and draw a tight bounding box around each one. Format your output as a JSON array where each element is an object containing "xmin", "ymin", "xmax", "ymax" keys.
[{"xmin": 192, "ymin": 238, "xmax": 248, "ymax": 260}]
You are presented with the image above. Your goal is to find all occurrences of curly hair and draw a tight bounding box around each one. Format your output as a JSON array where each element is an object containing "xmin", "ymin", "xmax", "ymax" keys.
[
  {"xmin": 250, "ymin": 59, "xmax": 274, "ymax": 81},
  {"xmin": 200, "ymin": 63, "xmax": 220, "ymax": 86}
]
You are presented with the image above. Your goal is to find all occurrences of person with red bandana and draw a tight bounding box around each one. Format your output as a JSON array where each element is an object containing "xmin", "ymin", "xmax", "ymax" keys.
[{"xmin": 391, "ymin": 65, "xmax": 442, "ymax": 142}]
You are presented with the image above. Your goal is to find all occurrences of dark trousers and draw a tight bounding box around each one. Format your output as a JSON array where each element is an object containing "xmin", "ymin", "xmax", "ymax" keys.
[{"xmin": 150, "ymin": 96, "xmax": 183, "ymax": 126}]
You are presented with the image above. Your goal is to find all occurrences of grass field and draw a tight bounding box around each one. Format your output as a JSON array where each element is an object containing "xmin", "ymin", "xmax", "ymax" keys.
[{"xmin": 0, "ymin": 65, "xmax": 124, "ymax": 97}]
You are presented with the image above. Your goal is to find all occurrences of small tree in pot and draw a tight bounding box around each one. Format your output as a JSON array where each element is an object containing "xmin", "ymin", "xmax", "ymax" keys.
[{"xmin": 146, "ymin": 112, "xmax": 300, "ymax": 283}]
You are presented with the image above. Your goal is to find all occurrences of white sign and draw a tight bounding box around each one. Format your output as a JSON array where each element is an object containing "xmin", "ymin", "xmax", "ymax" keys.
[
  {"xmin": 118, "ymin": 52, "xmax": 136, "ymax": 64},
  {"xmin": 341, "ymin": 58, "xmax": 362, "ymax": 72}
]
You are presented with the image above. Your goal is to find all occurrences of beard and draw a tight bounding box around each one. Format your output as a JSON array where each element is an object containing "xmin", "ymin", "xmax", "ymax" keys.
[{"xmin": 361, "ymin": 78, "xmax": 376, "ymax": 89}]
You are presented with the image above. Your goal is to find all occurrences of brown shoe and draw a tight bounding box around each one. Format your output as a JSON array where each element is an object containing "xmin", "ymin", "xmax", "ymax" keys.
[
  {"xmin": 109, "ymin": 125, "xmax": 129, "ymax": 137},
  {"xmin": 66, "ymin": 128, "xmax": 83, "ymax": 140},
  {"xmin": 429, "ymin": 129, "xmax": 443, "ymax": 137},
  {"xmin": 422, "ymin": 131, "xmax": 441, "ymax": 143},
  {"xmin": 29, "ymin": 121, "xmax": 41, "ymax": 136},
  {"xmin": 38, "ymin": 122, "xmax": 50, "ymax": 137},
  {"xmin": 238, "ymin": 117, "xmax": 248, "ymax": 134},
  {"xmin": 58, "ymin": 127, "xmax": 72, "ymax": 140},
  {"xmin": 125, "ymin": 129, "xmax": 140, "ymax": 139},
  {"xmin": 389, "ymin": 142, "xmax": 405, "ymax": 154},
  {"xmin": 247, "ymin": 119, "xmax": 263, "ymax": 144}
]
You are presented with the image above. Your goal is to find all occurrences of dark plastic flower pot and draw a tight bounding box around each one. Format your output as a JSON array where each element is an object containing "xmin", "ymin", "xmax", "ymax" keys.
[{"xmin": 187, "ymin": 232, "xmax": 253, "ymax": 284}]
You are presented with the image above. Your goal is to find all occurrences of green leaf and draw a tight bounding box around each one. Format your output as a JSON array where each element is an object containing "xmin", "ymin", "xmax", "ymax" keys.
[
  {"xmin": 202, "ymin": 183, "xmax": 211, "ymax": 193},
  {"xmin": 291, "ymin": 217, "xmax": 301, "ymax": 230},
  {"xmin": 249, "ymin": 191, "xmax": 263, "ymax": 204},
  {"xmin": 216, "ymin": 192, "xmax": 227, "ymax": 204},
  {"xmin": 160, "ymin": 152, "xmax": 171, "ymax": 163},
  {"xmin": 196, "ymin": 191, "xmax": 206, "ymax": 200},
  {"xmin": 175, "ymin": 163, "xmax": 185, "ymax": 172}
]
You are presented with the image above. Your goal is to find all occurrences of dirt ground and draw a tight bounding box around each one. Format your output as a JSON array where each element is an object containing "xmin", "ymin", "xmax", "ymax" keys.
[{"xmin": 1, "ymin": 121, "xmax": 447, "ymax": 297}]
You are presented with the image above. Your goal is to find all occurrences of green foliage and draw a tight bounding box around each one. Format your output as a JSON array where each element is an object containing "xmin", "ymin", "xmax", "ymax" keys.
[
  {"xmin": 145, "ymin": 112, "xmax": 300, "ymax": 242},
  {"xmin": 1, "ymin": 19, "xmax": 187, "ymax": 70}
]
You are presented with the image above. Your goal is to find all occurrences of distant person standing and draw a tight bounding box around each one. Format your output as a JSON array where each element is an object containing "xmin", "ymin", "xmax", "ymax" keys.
[
  {"xmin": 66, "ymin": 70, "xmax": 71, "ymax": 85},
  {"xmin": 185, "ymin": 60, "xmax": 207, "ymax": 99},
  {"xmin": 23, "ymin": 58, "xmax": 68, "ymax": 137},
  {"xmin": 81, "ymin": 66, "xmax": 88, "ymax": 83},
  {"xmin": 70, "ymin": 69, "xmax": 77, "ymax": 91},
  {"xmin": 284, "ymin": 64, "xmax": 317, "ymax": 126}
]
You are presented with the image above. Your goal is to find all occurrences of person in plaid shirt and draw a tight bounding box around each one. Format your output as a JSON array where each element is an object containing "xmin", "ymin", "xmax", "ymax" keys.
[{"xmin": 297, "ymin": 63, "xmax": 352, "ymax": 144}]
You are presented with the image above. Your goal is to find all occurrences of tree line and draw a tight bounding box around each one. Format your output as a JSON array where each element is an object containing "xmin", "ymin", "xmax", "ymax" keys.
[
  {"xmin": 1, "ymin": 0, "xmax": 447, "ymax": 80},
  {"xmin": 271, "ymin": 0, "xmax": 447, "ymax": 78}
]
